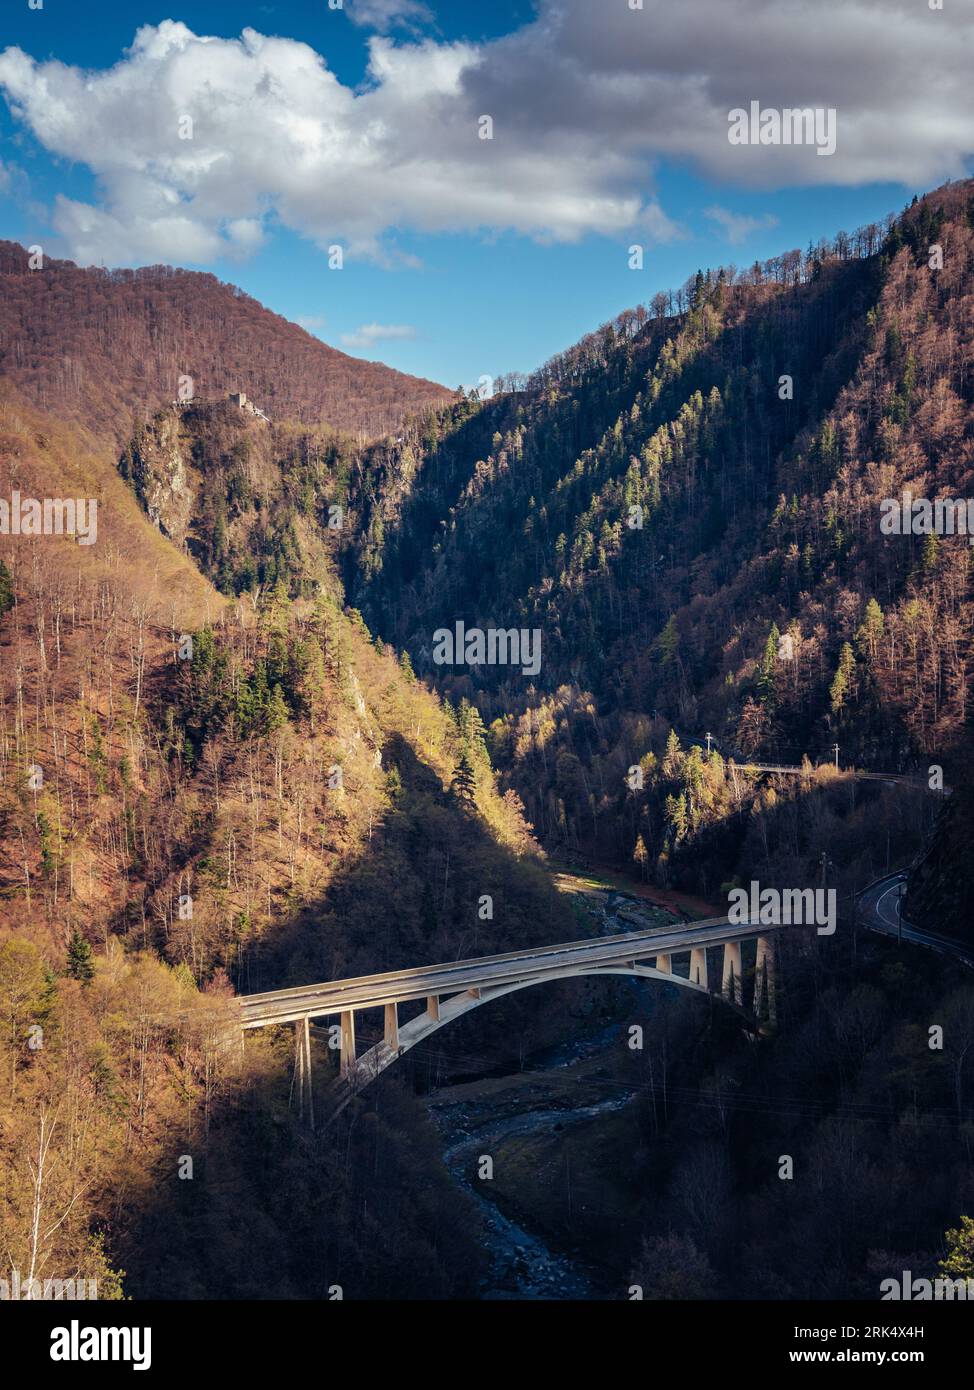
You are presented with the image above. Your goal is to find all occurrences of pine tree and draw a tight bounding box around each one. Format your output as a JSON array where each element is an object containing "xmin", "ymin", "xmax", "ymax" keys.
[
  {"xmin": 66, "ymin": 928, "xmax": 95, "ymax": 983},
  {"xmin": 756, "ymin": 624, "xmax": 780, "ymax": 710},
  {"xmin": 830, "ymin": 641, "xmax": 856, "ymax": 715},
  {"xmin": 457, "ymin": 699, "xmax": 489, "ymax": 765},
  {"xmin": 658, "ymin": 615, "xmax": 680, "ymax": 665},
  {"xmin": 265, "ymin": 683, "xmax": 290, "ymax": 734},
  {"xmin": 683, "ymin": 745, "xmax": 704, "ymax": 800},
  {"xmin": 88, "ymin": 717, "xmax": 108, "ymax": 794},
  {"xmin": 451, "ymin": 751, "xmax": 478, "ymax": 807},
  {"xmin": 663, "ymin": 728, "xmax": 683, "ymax": 777},
  {"xmin": 855, "ymin": 597, "xmax": 885, "ymax": 660},
  {"xmin": 0, "ymin": 560, "xmax": 13, "ymax": 618},
  {"xmin": 297, "ymin": 636, "xmax": 327, "ymax": 731},
  {"xmin": 664, "ymin": 791, "xmax": 689, "ymax": 842},
  {"xmin": 920, "ymin": 530, "xmax": 939, "ymax": 573}
]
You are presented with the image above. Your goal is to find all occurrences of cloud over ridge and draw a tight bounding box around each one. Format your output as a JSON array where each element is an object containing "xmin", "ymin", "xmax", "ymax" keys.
[{"xmin": 0, "ymin": 0, "xmax": 971, "ymax": 267}]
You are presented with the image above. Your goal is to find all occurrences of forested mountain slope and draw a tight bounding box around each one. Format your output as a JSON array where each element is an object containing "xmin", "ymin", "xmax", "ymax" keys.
[
  {"xmin": 346, "ymin": 182, "xmax": 974, "ymax": 882},
  {"xmin": 0, "ymin": 385, "xmax": 570, "ymax": 1298},
  {"xmin": 904, "ymin": 775, "xmax": 974, "ymax": 936},
  {"xmin": 0, "ymin": 241, "xmax": 453, "ymax": 442}
]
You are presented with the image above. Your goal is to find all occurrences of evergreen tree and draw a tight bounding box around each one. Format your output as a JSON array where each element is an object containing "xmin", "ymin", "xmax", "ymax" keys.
[
  {"xmin": 658, "ymin": 614, "xmax": 679, "ymax": 665},
  {"xmin": 67, "ymin": 928, "xmax": 95, "ymax": 983},
  {"xmin": 297, "ymin": 636, "xmax": 327, "ymax": 731},
  {"xmin": 830, "ymin": 642, "xmax": 856, "ymax": 715},
  {"xmin": 88, "ymin": 717, "xmax": 109, "ymax": 794},
  {"xmin": 664, "ymin": 791, "xmax": 689, "ymax": 841},
  {"xmin": 0, "ymin": 560, "xmax": 13, "ymax": 618},
  {"xmin": 451, "ymin": 751, "xmax": 478, "ymax": 807},
  {"xmin": 920, "ymin": 530, "xmax": 939, "ymax": 573},
  {"xmin": 663, "ymin": 728, "xmax": 683, "ymax": 777},
  {"xmin": 855, "ymin": 597, "xmax": 885, "ymax": 660},
  {"xmin": 457, "ymin": 699, "xmax": 490, "ymax": 765},
  {"xmin": 265, "ymin": 683, "xmax": 290, "ymax": 734},
  {"xmin": 683, "ymin": 745, "xmax": 704, "ymax": 801},
  {"xmin": 756, "ymin": 624, "xmax": 780, "ymax": 710}
]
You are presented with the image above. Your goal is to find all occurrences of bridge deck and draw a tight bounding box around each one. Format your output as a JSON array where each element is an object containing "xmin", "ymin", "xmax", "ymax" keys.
[{"xmin": 238, "ymin": 916, "xmax": 777, "ymax": 1028}]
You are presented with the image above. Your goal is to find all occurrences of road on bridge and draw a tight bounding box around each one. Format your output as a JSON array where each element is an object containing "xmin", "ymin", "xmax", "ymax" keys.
[
  {"xmin": 239, "ymin": 911, "xmax": 787, "ymax": 1127},
  {"xmin": 238, "ymin": 914, "xmax": 777, "ymax": 1030}
]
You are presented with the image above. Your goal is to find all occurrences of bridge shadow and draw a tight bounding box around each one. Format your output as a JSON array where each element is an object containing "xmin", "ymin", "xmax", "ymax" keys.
[
  {"xmin": 254, "ymin": 733, "xmax": 572, "ymax": 980},
  {"xmin": 246, "ymin": 731, "xmax": 600, "ymax": 1080},
  {"xmin": 113, "ymin": 739, "xmax": 782, "ymax": 1297},
  {"xmin": 115, "ymin": 727, "xmax": 626, "ymax": 1295}
]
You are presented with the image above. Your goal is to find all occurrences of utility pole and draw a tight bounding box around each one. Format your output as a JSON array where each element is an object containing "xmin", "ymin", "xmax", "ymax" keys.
[
  {"xmin": 705, "ymin": 731, "xmax": 713, "ymax": 755},
  {"xmin": 898, "ymin": 880, "xmax": 904, "ymax": 946},
  {"xmin": 833, "ymin": 742, "xmax": 840, "ymax": 770}
]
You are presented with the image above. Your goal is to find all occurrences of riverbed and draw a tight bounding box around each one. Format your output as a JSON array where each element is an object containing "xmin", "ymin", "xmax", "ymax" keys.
[{"xmin": 425, "ymin": 884, "xmax": 678, "ymax": 1300}]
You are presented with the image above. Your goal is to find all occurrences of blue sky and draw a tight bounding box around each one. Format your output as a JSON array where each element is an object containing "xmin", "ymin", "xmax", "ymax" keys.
[{"xmin": 1, "ymin": 0, "xmax": 971, "ymax": 389}]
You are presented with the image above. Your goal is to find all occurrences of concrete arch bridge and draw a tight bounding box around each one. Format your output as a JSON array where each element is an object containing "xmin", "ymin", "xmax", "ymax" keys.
[{"xmin": 238, "ymin": 917, "xmax": 782, "ymax": 1130}]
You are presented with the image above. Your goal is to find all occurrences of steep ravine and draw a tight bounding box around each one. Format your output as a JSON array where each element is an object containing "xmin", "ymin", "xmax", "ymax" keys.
[{"xmin": 424, "ymin": 887, "xmax": 675, "ymax": 1300}]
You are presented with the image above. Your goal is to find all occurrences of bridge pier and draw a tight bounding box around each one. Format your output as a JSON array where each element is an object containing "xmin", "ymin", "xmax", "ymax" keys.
[
  {"xmin": 243, "ymin": 918, "xmax": 786, "ymax": 1123},
  {"xmin": 340, "ymin": 1010, "xmax": 356, "ymax": 1079},
  {"xmin": 293, "ymin": 1022, "xmax": 304, "ymax": 1118},
  {"xmin": 303, "ymin": 1016, "xmax": 315, "ymax": 1131},
  {"xmin": 721, "ymin": 942, "xmax": 743, "ymax": 1005},
  {"xmin": 689, "ymin": 947, "xmax": 708, "ymax": 988},
  {"xmin": 753, "ymin": 936, "xmax": 777, "ymax": 1025},
  {"xmin": 292, "ymin": 1016, "xmax": 315, "ymax": 1131}
]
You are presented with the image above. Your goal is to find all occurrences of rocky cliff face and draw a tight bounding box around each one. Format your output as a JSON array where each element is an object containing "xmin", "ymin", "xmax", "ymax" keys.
[
  {"xmin": 904, "ymin": 780, "xmax": 974, "ymax": 943},
  {"xmin": 124, "ymin": 406, "xmax": 196, "ymax": 546},
  {"xmin": 119, "ymin": 397, "xmax": 356, "ymax": 597}
]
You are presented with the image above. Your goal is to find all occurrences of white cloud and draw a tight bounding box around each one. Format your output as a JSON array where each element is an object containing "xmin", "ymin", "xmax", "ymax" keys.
[
  {"xmin": 345, "ymin": 0, "xmax": 434, "ymax": 33},
  {"xmin": 295, "ymin": 314, "xmax": 327, "ymax": 332},
  {"xmin": 341, "ymin": 322, "xmax": 417, "ymax": 350},
  {"xmin": 704, "ymin": 206, "xmax": 779, "ymax": 245},
  {"xmin": 0, "ymin": 2, "xmax": 971, "ymax": 269},
  {"xmin": 225, "ymin": 217, "xmax": 266, "ymax": 256}
]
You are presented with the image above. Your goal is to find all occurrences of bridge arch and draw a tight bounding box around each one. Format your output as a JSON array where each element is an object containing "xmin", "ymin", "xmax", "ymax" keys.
[
  {"xmin": 321, "ymin": 951, "xmax": 773, "ymax": 1122},
  {"xmin": 239, "ymin": 924, "xmax": 779, "ymax": 1129}
]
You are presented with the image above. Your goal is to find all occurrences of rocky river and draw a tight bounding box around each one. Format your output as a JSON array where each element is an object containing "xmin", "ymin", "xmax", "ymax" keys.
[{"xmin": 425, "ymin": 881, "xmax": 682, "ymax": 1300}]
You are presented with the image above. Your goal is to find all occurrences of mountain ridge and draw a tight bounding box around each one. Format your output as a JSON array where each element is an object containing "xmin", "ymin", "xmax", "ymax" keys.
[{"xmin": 0, "ymin": 239, "xmax": 453, "ymax": 443}]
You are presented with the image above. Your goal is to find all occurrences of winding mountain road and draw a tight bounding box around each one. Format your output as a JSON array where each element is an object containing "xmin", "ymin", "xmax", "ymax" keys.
[{"xmin": 856, "ymin": 871, "xmax": 974, "ymax": 969}]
